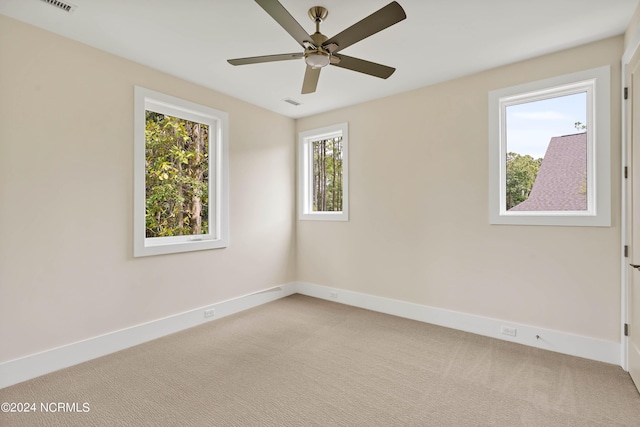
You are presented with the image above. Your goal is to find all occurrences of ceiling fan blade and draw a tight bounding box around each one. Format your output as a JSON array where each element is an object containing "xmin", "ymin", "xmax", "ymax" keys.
[
  {"xmin": 323, "ymin": 2, "xmax": 406, "ymax": 54},
  {"xmin": 331, "ymin": 54, "xmax": 395, "ymax": 79},
  {"xmin": 302, "ymin": 66, "xmax": 321, "ymax": 94},
  {"xmin": 255, "ymin": 0, "xmax": 312, "ymax": 48},
  {"xmin": 228, "ymin": 53, "xmax": 303, "ymax": 66}
]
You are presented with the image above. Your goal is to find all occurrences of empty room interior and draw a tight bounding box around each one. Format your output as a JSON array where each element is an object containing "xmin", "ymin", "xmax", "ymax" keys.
[{"xmin": 2, "ymin": 0, "xmax": 640, "ymax": 425}]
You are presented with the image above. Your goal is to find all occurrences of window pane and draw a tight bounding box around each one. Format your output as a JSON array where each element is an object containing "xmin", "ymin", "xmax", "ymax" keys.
[
  {"xmin": 312, "ymin": 136, "xmax": 343, "ymax": 212},
  {"xmin": 145, "ymin": 111, "xmax": 209, "ymax": 237},
  {"xmin": 505, "ymin": 92, "xmax": 587, "ymax": 211}
]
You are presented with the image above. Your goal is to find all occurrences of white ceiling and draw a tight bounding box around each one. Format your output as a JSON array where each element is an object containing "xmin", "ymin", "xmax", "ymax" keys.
[{"xmin": 1, "ymin": 0, "xmax": 637, "ymax": 118}]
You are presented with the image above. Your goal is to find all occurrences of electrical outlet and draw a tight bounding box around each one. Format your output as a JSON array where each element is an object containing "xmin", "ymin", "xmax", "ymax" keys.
[
  {"xmin": 501, "ymin": 326, "xmax": 517, "ymax": 337},
  {"xmin": 329, "ymin": 291, "xmax": 338, "ymax": 299},
  {"xmin": 204, "ymin": 308, "xmax": 215, "ymax": 318}
]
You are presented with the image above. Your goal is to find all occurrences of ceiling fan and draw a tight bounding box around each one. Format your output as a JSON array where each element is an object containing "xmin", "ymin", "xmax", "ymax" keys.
[{"xmin": 227, "ymin": 0, "xmax": 407, "ymax": 94}]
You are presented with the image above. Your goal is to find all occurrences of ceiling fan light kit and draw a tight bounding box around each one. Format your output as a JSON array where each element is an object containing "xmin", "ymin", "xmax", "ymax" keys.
[
  {"xmin": 227, "ymin": 0, "xmax": 406, "ymax": 94},
  {"xmin": 305, "ymin": 51, "xmax": 330, "ymax": 69}
]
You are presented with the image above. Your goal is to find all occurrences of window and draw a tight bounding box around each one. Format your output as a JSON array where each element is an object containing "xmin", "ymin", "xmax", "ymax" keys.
[
  {"xmin": 488, "ymin": 66, "xmax": 610, "ymax": 226},
  {"xmin": 134, "ymin": 87, "xmax": 229, "ymax": 257},
  {"xmin": 298, "ymin": 123, "xmax": 349, "ymax": 221}
]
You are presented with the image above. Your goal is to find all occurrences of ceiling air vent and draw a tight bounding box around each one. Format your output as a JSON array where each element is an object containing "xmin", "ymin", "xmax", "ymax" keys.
[
  {"xmin": 283, "ymin": 98, "xmax": 302, "ymax": 106},
  {"xmin": 40, "ymin": 0, "xmax": 77, "ymax": 13}
]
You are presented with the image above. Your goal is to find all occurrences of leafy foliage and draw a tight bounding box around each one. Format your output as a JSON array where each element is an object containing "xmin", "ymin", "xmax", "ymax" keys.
[
  {"xmin": 145, "ymin": 111, "xmax": 209, "ymax": 237},
  {"xmin": 506, "ymin": 152, "xmax": 542, "ymax": 210},
  {"xmin": 313, "ymin": 137, "xmax": 343, "ymax": 212}
]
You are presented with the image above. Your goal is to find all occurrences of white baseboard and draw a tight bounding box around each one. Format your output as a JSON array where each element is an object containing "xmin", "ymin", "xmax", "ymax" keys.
[
  {"xmin": 1, "ymin": 281, "xmax": 621, "ymax": 389},
  {"xmin": 0, "ymin": 284, "xmax": 297, "ymax": 389},
  {"xmin": 295, "ymin": 282, "xmax": 621, "ymax": 365}
]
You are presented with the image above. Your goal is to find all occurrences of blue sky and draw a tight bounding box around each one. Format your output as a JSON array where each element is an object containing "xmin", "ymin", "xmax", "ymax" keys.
[{"xmin": 506, "ymin": 92, "xmax": 587, "ymax": 159}]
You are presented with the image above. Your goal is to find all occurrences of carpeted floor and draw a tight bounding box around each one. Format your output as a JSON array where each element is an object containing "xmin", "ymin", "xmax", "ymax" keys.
[{"xmin": 1, "ymin": 294, "xmax": 639, "ymax": 426}]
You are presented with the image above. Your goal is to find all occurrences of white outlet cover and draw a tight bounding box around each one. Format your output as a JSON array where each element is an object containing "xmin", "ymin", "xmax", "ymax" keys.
[{"xmin": 501, "ymin": 326, "xmax": 517, "ymax": 337}]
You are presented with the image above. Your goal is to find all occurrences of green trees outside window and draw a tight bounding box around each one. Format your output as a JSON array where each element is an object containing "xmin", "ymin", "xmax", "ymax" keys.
[
  {"xmin": 145, "ymin": 111, "xmax": 209, "ymax": 238},
  {"xmin": 312, "ymin": 137, "xmax": 343, "ymax": 212},
  {"xmin": 505, "ymin": 152, "xmax": 542, "ymax": 210}
]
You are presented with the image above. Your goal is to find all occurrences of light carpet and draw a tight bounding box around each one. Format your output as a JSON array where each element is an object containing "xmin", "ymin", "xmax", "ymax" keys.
[{"xmin": 1, "ymin": 294, "xmax": 639, "ymax": 426}]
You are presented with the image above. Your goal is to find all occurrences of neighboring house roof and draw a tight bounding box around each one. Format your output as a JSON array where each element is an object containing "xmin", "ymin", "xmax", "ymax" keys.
[{"xmin": 510, "ymin": 132, "xmax": 587, "ymax": 211}]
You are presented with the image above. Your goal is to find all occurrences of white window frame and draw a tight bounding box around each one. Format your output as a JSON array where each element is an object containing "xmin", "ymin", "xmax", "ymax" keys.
[
  {"xmin": 488, "ymin": 66, "xmax": 611, "ymax": 226},
  {"xmin": 298, "ymin": 123, "xmax": 349, "ymax": 221},
  {"xmin": 133, "ymin": 86, "xmax": 229, "ymax": 257}
]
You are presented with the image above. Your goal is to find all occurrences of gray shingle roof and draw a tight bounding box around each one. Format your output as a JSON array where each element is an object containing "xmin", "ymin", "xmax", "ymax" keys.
[{"xmin": 509, "ymin": 133, "xmax": 587, "ymax": 211}]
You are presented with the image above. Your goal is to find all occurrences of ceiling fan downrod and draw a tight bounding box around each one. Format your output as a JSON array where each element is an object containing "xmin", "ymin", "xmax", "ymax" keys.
[{"xmin": 305, "ymin": 6, "xmax": 330, "ymax": 69}]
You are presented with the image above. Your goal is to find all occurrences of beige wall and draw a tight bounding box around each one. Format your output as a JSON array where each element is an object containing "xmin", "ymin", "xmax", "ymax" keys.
[
  {"xmin": 0, "ymin": 12, "xmax": 629, "ymax": 365},
  {"xmin": 625, "ymin": 1, "xmax": 640, "ymax": 52},
  {"xmin": 296, "ymin": 36, "xmax": 623, "ymax": 343},
  {"xmin": 0, "ymin": 16, "xmax": 296, "ymax": 363}
]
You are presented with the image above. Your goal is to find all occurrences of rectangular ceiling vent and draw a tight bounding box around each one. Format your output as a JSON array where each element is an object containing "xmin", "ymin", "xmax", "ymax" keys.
[
  {"xmin": 40, "ymin": 0, "xmax": 78, "ymax": 13},
  {"xmin": 283, "ymin": 98, "xmax": 302, "ymax": 106}
]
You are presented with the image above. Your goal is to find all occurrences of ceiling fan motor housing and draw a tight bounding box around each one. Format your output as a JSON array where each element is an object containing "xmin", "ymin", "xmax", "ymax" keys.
[{"xmin": 304, "ymin": 17, "xmax": 331, "ymax": 69}]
